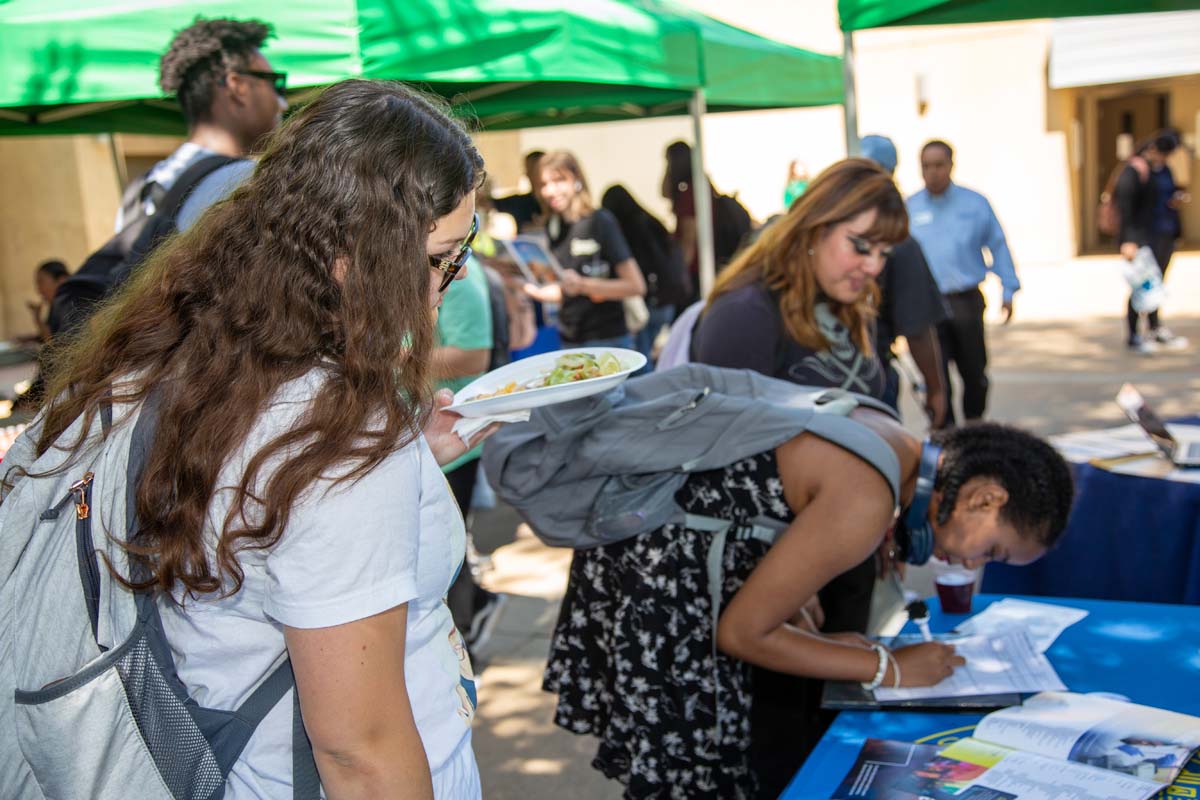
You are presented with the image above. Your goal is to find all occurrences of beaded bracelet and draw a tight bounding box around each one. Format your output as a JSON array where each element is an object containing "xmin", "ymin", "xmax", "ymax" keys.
[{"xmin": 860, "ymin": 643, "xmax": 889, "ymax": 691}]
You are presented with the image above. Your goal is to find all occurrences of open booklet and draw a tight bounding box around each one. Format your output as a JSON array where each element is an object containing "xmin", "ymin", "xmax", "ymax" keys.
[{"xmin": 833, "ymin": 692, "xmax": 1200, "ymax": 800}]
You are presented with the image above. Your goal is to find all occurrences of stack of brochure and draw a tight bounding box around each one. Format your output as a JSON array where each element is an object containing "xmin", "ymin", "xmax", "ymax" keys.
[{"xmin": 833, "ymin": 692, "xmax": 1200, "ymax": 800}]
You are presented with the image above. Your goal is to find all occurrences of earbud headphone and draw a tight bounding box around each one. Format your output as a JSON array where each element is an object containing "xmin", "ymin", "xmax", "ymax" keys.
[
  {"xmin": 893, "ymin": 440, "xmax": 942, "ymax": 565},
  {"xmin": 574, "ymin": 181, "xmax": 583, "ymax": 191}
]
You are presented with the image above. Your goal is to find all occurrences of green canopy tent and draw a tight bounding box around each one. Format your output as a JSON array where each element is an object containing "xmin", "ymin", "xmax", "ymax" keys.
[
  {"xmin": 839, "ymin": 0, "xmax": 1200, "ymax": 30},
  {"xmin": 0, "ymin": 0, "xmax": 841, "ymax": 293},
  {"xmin": 837, "ymin": 0, "xmax": 1200, "ymax": 151},
  {"xmin": 0, "ymin": 0, "xmax": 842, "ymax": 133}
]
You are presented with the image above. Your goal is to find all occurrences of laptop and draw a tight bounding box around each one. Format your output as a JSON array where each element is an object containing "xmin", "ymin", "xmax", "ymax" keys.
[{"xmin": 1116, "ymin": 383, "xmax": 1200, "ymax": 467}]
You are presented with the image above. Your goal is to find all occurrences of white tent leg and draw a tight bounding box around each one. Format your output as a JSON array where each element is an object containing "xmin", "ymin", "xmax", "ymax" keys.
[
  {"xmin": 689, "ymin": 89, "xmax": 716, "ymax": 299},
  {"xmin": 842, "ymin": 31, "xmax": 860, "ymax": 156}
]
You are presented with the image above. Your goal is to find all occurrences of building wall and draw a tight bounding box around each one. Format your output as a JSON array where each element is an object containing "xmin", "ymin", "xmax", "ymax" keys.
[
  {"xmin": 2, "ymin": 5, "xmax": 1194, "ymax": 340},
  {"xmin": 510, "ymin": 6, "xmax": 1079, "ymax": 273},
  {"xmin": 0, "ymin": 136, "xmax": 121, "ymax": 339},
  {"xmin": 854, "ymin": 21, "xmax": 1075, "ymax": 267}
]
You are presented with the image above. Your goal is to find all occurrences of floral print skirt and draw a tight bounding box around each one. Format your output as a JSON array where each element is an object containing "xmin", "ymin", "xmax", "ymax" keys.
[{"xmin": 543, "ymin": 452, "xmax": 792, "ymax": 799}]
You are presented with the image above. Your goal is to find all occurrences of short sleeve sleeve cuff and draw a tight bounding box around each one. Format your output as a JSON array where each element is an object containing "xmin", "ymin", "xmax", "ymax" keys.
[{"xmin": 263, "ymin": 444, "xmax": 424, "ymax": 630}]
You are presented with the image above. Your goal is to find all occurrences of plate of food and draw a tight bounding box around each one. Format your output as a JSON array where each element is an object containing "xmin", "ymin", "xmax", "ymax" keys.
[{"xmin": 448, "ymin": 348, "xmax": 646, "ymax": 418}]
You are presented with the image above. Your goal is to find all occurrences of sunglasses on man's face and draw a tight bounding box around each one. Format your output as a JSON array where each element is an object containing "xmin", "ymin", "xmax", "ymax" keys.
[
  {"xmin": 431, "ymin": 214, "xmax": 480, "ymax": 294},
  {"xmin": 234, "ymin": 69, "xmax": 288, "ymax": 97}
]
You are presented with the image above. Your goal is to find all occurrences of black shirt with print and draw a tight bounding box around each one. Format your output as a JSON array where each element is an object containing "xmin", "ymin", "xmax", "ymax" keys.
[{"xmin": 548, "ymin": 209, "xmax": 633, "ymax": 344}]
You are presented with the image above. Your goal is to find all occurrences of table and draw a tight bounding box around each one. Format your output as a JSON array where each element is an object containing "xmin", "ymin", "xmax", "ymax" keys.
[
  {"xmin": 781, "ymin": 593, "xmax": 1200, "ymax": 799},
  {"xmin": 983, "ymin": 421, "xmax": 1200, "ymax": 605}
]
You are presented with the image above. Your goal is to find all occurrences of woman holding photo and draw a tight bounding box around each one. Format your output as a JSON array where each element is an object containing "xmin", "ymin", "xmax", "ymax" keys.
[{"xmin": 524, "ymin": 151, "xmax": 646, "ymax": 349}]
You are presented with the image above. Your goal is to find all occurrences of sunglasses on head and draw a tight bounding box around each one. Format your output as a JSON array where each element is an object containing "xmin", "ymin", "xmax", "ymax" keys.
[
  {"xmin": 431, "ymin": 214, "xmax": 479, "ymax": 293},
  {"xmin": 233, "ymin": 69, "xmax": 288, "ymax": 97}
]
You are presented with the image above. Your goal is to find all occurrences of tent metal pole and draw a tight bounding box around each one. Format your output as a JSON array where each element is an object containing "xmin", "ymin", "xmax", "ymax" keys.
[
  {"xmin": 842, "ymin": 31, "xmax": 860, "ymax": 156},
  {"xmin": 689, "ymin": 88, "xmax": 716, "ymax": 299}
]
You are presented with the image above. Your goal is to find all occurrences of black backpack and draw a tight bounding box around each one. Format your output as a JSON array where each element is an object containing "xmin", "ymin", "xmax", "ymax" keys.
[{"xmin": 50, "ymin": 154, "xmax": 242, "ymax": 337}]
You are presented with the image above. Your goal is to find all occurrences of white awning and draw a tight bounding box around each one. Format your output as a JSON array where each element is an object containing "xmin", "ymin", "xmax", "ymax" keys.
[{"xmin": 1050, "ymin": 11, "xmax": 1200, "ymax": 89}]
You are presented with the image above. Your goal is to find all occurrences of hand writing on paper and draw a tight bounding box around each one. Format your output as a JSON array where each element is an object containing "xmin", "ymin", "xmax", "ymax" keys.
[{"xmin": 894, "ymin": 642, "xmax": 965, "ymax": 687}]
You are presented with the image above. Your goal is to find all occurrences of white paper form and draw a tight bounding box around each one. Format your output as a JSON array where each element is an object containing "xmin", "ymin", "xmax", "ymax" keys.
[
  {"xmin": 873, "ymin": 630, "xmax": 1065, "ymax": 701},
  {"xmin": 955, "ymin": 598, "xmax": 1088, "ymax": 653},
  {"xmin": 1048, "ymin": 425, "xmax": 1158, "ymax": 463},
  {"xmin": 961, "ymin": 750, "xmax": 1162, "ymax": 800}
]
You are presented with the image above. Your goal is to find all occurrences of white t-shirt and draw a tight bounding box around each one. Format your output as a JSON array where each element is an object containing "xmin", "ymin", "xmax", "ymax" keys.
[{"xmin": 158, "ymin": 369, "xmax": 479, "ymax": 798}]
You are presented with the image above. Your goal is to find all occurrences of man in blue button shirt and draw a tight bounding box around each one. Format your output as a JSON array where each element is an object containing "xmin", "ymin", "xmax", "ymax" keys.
[{"xmin": 907, "ymin": 140, "xmax": 1019, "ymax": 424}]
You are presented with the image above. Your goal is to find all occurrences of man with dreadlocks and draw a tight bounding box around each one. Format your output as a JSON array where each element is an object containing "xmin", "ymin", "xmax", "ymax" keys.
[
  {"xmin": 44, "ymin": 18, "xmax": 289, "ymax": 342},
  {"xmin": 114, "ymin": 17, "xmax": 288, "ymax": 235}
]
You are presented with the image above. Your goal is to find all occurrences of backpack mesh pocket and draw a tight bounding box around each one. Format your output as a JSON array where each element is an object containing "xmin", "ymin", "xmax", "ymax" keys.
[{"xmin": 116, "ymin": 631, "xmax": 223, "ymax": 800}]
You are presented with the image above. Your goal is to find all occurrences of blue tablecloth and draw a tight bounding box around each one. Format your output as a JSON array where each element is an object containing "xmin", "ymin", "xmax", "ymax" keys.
[
  {"xmin": 983, "ymin": 438, "xmax": 1200, "ymax": 604},
  {"xmin": 781, "ymin": 593, "xmax": 1200, "ymax": 799}
]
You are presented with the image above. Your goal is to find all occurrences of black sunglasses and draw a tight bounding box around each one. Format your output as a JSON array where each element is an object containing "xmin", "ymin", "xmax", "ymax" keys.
[
  {"xmin": 431, "ymin": 214, "xmax": 479, "ymax": 293},
  {"xmin": 234, "ymin": 69, "xmax": 288, "ymax": 97}
]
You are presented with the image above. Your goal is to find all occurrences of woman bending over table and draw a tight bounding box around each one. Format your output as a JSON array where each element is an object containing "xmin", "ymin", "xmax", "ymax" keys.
[{"xmin": 544, "ymin": 413, "xmax": 1074, "ymax": 799}]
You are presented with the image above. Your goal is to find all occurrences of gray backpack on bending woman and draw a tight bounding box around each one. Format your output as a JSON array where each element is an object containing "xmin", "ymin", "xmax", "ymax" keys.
[
  {"xmin": 483, "ymin": 362, "xmax": 902, "ymax": 552},
  {"xmin": 0, "ymin": 393, "xmax": 318, "ymax": 800},
  {"xmin": 483, "ymin": 364, "xmax": 904, "ymax": 738}
]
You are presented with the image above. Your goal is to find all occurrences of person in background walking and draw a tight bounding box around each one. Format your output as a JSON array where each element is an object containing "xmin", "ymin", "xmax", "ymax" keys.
[
  {"xmin": 1115, "ymin": 129, "xmax": 1189, "ymax": 353},
  {"xmin": 907, "ymin": 140, "xmax": 1018, "ymax": 425},
  {"xmin": 783, "ymin": 158, "xmax": 810, "ymax": 210},
  {"xmin": 859, "ymin": 135, "xmax": 949, "ymax": 429},
  {"xmin": 601, "ymin": 185, "xmax": 688, "ymax": 365},
  {"xmin": 524, "ymin": 151, "xmax": 646, "ymax": 349},
  {"xmin": 662, "ymin": 140, "xmax": 754, "ymax": 304}
]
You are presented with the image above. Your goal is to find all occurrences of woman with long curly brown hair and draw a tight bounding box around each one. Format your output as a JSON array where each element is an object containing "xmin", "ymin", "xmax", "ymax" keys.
[
  {"xmin": 689, "ymin": 157, "xmax": 908, "ymax": 796},
  {"xmin": 30, "ymin": 80, "xmax": 487, "ymax": 798}
]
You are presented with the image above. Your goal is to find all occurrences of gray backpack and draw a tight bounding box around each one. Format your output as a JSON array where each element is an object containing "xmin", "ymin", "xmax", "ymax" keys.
[
  {"xmin": 483, "ymin": 363, "xmax": 902, "ymax": 551},
  {"xmin": 0, "ymin": 395, "xmax": 318, "ymax": 799},
  {"xmin": 483, "ymin": 364, "xmax": 903, "ymax": 739}
]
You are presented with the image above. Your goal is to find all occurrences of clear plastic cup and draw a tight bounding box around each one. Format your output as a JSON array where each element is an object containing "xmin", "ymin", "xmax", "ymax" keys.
[{"xmin": 933, "ymin": 563, "xmax": 976, "ymax": 614}]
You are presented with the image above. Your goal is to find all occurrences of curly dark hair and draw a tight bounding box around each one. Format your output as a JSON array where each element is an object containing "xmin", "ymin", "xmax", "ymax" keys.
[
  {"xmin": 159, "ymin": 17, "xmax": 273, "ymax": 125},
  {"xmin": 931, "ymin": 423, "xmax": 1074, "ymax": 547},
  {"xmin": 36, "ymin": 80, "xmax": 484, "ymax": 598}
]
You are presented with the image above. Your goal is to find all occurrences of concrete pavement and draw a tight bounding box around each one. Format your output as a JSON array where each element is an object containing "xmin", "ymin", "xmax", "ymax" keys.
[{"xmin": 465, "ymin": 253, "xmax": 1200, "ymax": 798}]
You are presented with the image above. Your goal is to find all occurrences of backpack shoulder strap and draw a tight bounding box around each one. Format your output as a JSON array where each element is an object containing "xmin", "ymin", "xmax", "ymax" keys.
[
  {"xmin": 116, "ymin": 154, "xmax": 244, "ymax": 288},
  {"xmin": 155, "ymin": 154, "xmax": 243, "ymax": 229}
]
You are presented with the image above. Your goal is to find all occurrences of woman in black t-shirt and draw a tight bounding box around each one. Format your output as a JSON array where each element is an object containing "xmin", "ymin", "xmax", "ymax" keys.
[
  {"xmin": 524, "ymin": 151, "xmax": 646, "ymax": 348},
  {"xmin": 689, "ymin": 157, "xmax": 909, "ymax": 799}
]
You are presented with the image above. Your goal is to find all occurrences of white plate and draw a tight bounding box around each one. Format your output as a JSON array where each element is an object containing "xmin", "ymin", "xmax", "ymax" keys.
[{"xmin": 448, "ymin": 347, "xmax": 646, "ymax": 418}]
